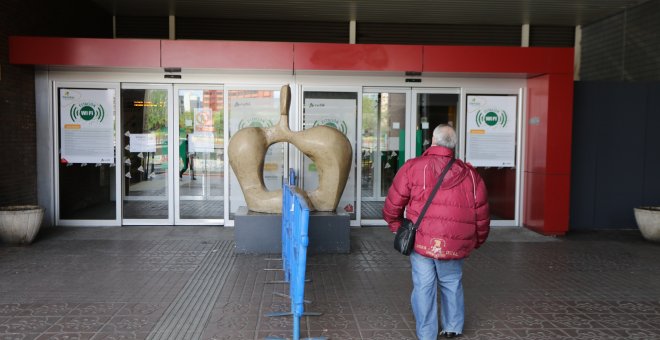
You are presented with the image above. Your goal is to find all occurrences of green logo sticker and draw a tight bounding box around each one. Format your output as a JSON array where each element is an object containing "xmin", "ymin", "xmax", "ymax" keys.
[
  {"xmin": 70, "ymin": 103, "xmax": 105, "ymax": 123},
  {"xmin": 313, "ymin": 118, "xmax": 348, "ymax": 135},
  {"xmin": 238, "ymin": 117, "xmax": 274, "ymax": 129},
  {"xmin": 476, "ymin": 110, "xmax": 507, "ymax": 128}
]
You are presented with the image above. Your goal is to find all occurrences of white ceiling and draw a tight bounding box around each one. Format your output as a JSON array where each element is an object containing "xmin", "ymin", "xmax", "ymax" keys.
[{"xmin": 91, "ymin": 0, "xmax": 650, "ymax": 26}]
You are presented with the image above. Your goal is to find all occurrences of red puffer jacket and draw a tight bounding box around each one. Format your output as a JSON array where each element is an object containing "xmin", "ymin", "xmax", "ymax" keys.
[{"xmin": 383, "ymin": 146, "xmax": 490, "ymax": 259}]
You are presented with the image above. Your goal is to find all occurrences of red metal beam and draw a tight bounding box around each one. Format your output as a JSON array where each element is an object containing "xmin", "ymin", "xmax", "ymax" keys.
[
  {"xmin": 294, "ymin": 43, "xmax": 423, "ymax": 72},
  {"xmin": 424, "ymin": 46, "xmax": 573, "ymax": 75},
  {"xmin": 9, "ymin": 36, "xmax": 161, "ymax": 68},
  {"xmin": 161, "ymin": 40, "xmax": 293, "ymax": 70}
]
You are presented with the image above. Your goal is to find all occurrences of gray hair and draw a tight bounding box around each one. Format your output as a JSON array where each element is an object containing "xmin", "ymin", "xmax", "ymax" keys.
[{"xmin": 432, "ymin": 124, "xmax": 457, "ymax": 149}]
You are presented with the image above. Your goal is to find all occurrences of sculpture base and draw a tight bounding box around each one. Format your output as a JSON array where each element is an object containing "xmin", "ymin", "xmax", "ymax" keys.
[{"xmin": 234, "ymin": 206, "xmax": 350, "ymax": 254}]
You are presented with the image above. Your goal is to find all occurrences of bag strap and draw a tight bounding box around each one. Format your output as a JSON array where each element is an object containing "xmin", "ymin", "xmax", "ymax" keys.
[{"xmin": 413, "ymin": 158, "xmax": 456, "ymax": 229}]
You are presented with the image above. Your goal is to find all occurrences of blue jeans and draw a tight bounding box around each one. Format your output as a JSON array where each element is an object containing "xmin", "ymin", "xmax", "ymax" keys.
[{"xmin": 410, "ymin": 251, "xmax": 464, "ymax": 340}]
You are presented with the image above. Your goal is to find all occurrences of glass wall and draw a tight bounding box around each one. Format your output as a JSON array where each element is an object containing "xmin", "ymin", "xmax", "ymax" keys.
[
  {"xmin": 57, "ymin": 87, "xmax": 118, "ymax": 221},
  {"xmin": 227, "ymin": 87, "xmax": 284, "ymax": 219}
]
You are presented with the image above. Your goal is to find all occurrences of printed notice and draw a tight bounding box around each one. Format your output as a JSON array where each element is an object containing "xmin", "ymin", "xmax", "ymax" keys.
[
  {"xmin": 59, "ymin": 89, "xmax": 115, "ymax": 164},
  {"xmin": 129, "ymin": 133, "xmax": 156, "ymax": 153},
  {"xmin": 466, "ymin": 95, "xmax": 517, "ymax": 167}
]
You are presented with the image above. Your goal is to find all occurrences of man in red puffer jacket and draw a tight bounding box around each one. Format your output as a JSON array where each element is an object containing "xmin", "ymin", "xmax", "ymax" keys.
[{"xmin": 383, "ymin": 124, "xmax": 490, "ymax": 340}]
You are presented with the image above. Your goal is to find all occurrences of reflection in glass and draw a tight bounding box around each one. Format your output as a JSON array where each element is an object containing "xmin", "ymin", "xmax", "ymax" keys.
[
  {"xmin": 178, "ymin": 89, "xmax": 224, "ymax": 219},
  {"xmin": 121, "ymin": 88, "xmax": 169, "ymax": 219},
  {"xmin": 416, "ymin": 93, "xmax": 459, "ymax": 156},
  {"xmin": 361, "ymin": 92, "xmax": 406, "ymax": 220}
]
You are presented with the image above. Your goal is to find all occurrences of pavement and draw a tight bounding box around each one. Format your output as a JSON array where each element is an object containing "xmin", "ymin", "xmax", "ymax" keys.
[{"xmin": 0, "ymin": 226, "xmax": 659, "ymax": 339}]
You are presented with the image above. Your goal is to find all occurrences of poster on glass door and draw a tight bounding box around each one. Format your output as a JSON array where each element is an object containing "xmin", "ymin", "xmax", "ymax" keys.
[
  {"xmin": 59, "ymin": 88, "xmax": 115, "ymax": 164},
  {"xmin": 303, "ymin": 98, "xmax": 356, "ymax": 213},
  {"xmin": 466, "ymin": 95, "xmax": 517, "ymax": 167},
  {"xmin": 190, "ymin": 107, "xmax": 215, "ymax": 153}
]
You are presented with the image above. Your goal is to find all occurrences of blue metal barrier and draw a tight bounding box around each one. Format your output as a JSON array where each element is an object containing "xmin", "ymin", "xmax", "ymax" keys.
[{"xmin": 265, "ymin": 170, "xmax": 325, "ymax": 340}]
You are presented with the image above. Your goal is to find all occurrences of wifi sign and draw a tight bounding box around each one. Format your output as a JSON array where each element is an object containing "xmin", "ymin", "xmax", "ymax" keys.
[
  {"xmin": 69, "ymin": 104, "xmax": 105, "ymax": 123},
  {"xmin": 79, "ymin": 106, "xmax": 96, "ymax": 121}
]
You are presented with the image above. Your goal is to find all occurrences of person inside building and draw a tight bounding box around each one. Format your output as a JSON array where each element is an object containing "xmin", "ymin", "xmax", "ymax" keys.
[
  {"xmin": 382, "ymin": 124, "xmax": 490, "ymax": 339},
  {"xmin": 179, "ymin": 134, "xmax": 195, "ymax": 180}
]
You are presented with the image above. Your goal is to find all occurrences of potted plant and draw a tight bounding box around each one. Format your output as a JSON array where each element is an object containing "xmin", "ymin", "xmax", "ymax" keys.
[
  {"xmin": 0, "ymin": 205, "xmax": 45, "ymax": 245},
  {"xmin": 634, "ymin": 206, "xmax": 660, "ymax": 242}
]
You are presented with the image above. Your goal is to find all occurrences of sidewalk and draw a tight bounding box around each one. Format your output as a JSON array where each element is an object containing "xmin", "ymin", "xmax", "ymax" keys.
[{"xmin": 0, "ymin": 226, "xmax": 659, "ymax": 339}]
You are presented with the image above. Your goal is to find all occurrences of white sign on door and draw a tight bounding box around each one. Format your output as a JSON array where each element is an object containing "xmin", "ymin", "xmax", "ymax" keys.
[
  {"xmin": 59, "ymin": 88, "xmax": 115, "ymax": 164},
  {"xmin": 466, "ymin": 95, "xmax": 517, "ymax": 167}
]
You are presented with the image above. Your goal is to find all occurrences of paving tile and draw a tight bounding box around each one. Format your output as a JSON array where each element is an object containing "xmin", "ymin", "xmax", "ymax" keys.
[
  {"xmin": 200, "ymin": 330, "xmax": 255, "ymax": 340},
  {"xmin": 0, "ymin": 317, "xmax": 62, "ymax": 333},
  {"xmin": 360, "ymin": 329, "xmax": 416, "ymax": 340},
  {"xmin": 467, "ymin": 329, "xmax": 520, "ymax": 339},
  {"xmin": 2, "ymin": 227, "xmax": 660, "ymax": 339},
  {"xmin": 67, "ymin": 304, "xmax": 125, "ymax": 316},
  {"xmin": 354, "ymin": 313, "xmax": 408, "ymax": 330},
  {"xmin": 46, "ymin": 316, "xmax": 111, "ymax": 333},
  {"xmin": 0, "ymin": 334, "xmax": 40, "ymax": 340},
  {"xmin": 91, "ymin": 332, "xmax": 149, "ymax": 339},
  {"xmin": 35, "ymin": 333, "xmax": 95, "ymax": 340},
  {"xmin": 306, "ymin": 313, "xmax": 358, "ymax": 330},
  {"xmin": 98, "ymin": 316, "xmax": 157, "ymax": 333}
]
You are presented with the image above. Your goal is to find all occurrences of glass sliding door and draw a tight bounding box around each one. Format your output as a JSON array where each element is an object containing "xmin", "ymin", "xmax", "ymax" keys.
[
  {"xmin": 175, "ymin": 86, "xmax": 225, "ymax": 223},
  {"xmin": 361, "ymin": 88, "xmax": 410, "ymax": 223},
  {"xmin": 55, "ymin": 83, "xmax": 121, "ymax": 225},
  {"xmin": 301, "ymin": 87, "xmax": 358, "ymax": 223},
  {"xmin": 412, "ymin": 90, "xmax": 461, "ymax": 157},
  {"xmin": 121, "ymin": 84, "xmax": 173, "ymax": 223}
]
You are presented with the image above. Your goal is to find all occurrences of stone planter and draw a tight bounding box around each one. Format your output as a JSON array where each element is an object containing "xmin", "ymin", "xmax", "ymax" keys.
[
  {"xmin": 0, "ymin": 205, "xmax": 45, "ymax": 245},
  {"xmin": 634, "ymin": 206, "xmax": 660, "ymax": 242}
]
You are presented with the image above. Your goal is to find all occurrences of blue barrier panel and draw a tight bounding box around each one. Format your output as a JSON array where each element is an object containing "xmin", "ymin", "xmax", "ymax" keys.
[
  {"xmin": 290, "ymin": 185, "xmax": 309, "ymax": 339},
  {"xmin": 265, "ymin": 175, "xmax": 326, "ymax": 340}
]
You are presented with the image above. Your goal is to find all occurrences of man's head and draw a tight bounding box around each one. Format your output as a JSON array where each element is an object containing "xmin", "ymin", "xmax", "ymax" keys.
[{"xmin": 432, "ymin": 124, "xmax": 457, "ymax": 149}]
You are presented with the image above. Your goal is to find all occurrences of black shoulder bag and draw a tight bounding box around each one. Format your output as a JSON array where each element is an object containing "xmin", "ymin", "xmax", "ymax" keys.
[{"xmin": 394, "ymin": 158, "xmax": 456, "ymax": 255}]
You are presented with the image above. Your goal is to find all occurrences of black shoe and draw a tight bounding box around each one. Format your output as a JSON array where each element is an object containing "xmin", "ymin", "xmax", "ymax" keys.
[{"xmin": 441, "ymin": 331, "xmax": 461, "ymax": 338}]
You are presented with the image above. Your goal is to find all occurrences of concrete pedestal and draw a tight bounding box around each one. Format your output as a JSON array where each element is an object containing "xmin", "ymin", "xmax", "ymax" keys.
[{"xmin": 234, "ymin": 207, "xmax": 350, "ymax": 254}]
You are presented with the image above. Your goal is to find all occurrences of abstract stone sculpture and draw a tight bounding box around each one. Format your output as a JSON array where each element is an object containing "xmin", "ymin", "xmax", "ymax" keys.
[{"xmin": 228, "ymin": 84, "xmax": 353, "ymax": 213}]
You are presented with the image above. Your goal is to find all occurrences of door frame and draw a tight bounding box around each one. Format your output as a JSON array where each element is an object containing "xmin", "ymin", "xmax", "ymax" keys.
[
  {"xmin": 360, "ymin": 87, "xmax": 412, "ymax": 226},
  {"xmin": 52, "ymin": 81, "xmax": 122, "ymax": 227}
]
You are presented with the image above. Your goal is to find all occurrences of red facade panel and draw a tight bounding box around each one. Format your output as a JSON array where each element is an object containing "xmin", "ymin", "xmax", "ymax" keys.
[
  {"xmin": 545, "ymin": 74, "xmax": 574, "ymax": 174},
  {"xmin": 423, "ymin": 46, "xmax": 573, "ymax": 74},
  {"xmin": 161, "ymin": 40, "xmax": 294, "ymax": 70},
  {"xmin": 526, "ymin": 75, "xmax": 550, "ymax": 173},
  {"xmin": 523, "ymin": 172, "xmax": 569, "ymax": 236},
  {"xmin": 524, "ymin": 74, "xmax": 572, "ymax": 235},
  {"xmin": 293, "ymin": 43, "xmax": 423, "ymax": 72},
  {"xmin": 9, "ymin": 36, "xmax": 161, "ymax": 68}
]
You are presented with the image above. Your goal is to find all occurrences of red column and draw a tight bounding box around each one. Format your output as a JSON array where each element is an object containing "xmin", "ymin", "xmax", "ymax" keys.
[{"xmin": 524, "ymin": 74, "xmax": 574, "ymax": 235}]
